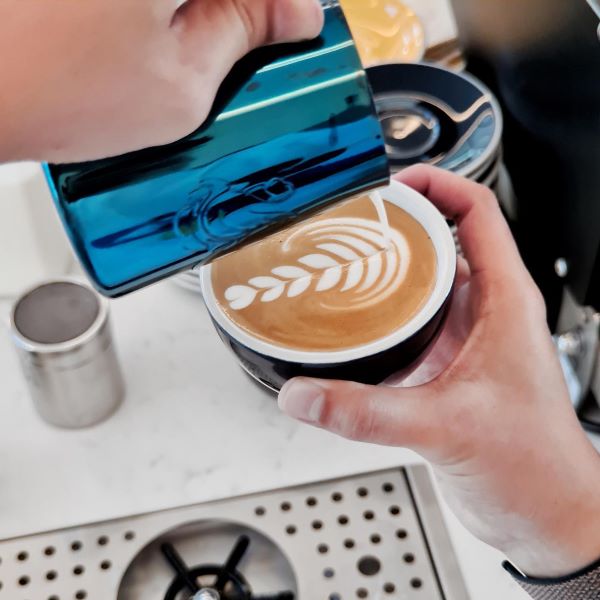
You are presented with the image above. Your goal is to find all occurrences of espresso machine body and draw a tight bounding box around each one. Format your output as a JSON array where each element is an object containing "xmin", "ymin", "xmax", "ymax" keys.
[{"xmin": 450, "ymin": 0, "xmax": 600, "ymax": 416}]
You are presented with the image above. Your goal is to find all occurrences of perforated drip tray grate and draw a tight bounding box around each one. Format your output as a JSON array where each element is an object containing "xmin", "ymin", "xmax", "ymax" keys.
[{"xmin": 0, "ymin": 465, "xmax": 469, "ymax": 600}]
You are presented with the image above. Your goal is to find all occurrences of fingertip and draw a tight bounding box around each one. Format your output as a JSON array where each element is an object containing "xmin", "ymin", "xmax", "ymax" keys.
[
  {"xmin": 395, "ymin": 164, "xmax": 435, "ymax": 178},
  {"xmin": 394, "ymin": 164, "xmax": 437, "ymax": 186},
  {"xmin": 272, "ymin": 0, "xmax": 324, "ymax": 43}
]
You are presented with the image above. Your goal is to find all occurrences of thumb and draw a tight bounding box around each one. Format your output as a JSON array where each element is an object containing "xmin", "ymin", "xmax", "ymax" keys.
[
  {"xmin": 169, "ymin": 0, "xmax": 324, "ymax": 140},
  {"xmin": 278, "ymin": 377, "xmax": 443, "ymax": 450}
]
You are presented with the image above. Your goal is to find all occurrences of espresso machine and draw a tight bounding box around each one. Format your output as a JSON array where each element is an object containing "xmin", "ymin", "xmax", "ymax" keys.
[{"xmin": 450, "ymin": 0, "xmax": 600, "ymax": 426}]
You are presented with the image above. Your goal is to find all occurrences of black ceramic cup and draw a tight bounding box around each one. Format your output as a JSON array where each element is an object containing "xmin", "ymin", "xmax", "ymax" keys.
[{"xmin": 201, "ymin": 180, "xmax": 457, "ymax": 392}]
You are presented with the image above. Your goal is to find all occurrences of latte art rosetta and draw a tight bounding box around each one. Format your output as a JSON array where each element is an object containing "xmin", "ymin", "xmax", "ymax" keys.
[
  {"xmin": 224, "ymin": 217, "xmax": 411, "ymax": 312},
  {"xmin": 211, "ymin": 196, "xmax": 437, "ymax": 351}
]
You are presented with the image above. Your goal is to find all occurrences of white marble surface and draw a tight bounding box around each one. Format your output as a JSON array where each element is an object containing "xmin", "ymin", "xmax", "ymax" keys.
[{"xmin": 1, "ymin": 280, "xmax": 532, "ymax": 599}]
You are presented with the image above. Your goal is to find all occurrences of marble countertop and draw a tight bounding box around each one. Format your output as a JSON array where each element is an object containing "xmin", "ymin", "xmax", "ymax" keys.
[{"xmin": 1, "ymin": 280, "xmax": 534, "ymax": 600}]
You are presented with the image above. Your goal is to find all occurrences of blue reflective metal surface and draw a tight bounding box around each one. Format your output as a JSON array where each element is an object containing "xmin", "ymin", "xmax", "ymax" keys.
[{"xmin": 44, "ymin": 3, "xmax": 389, "ymax": 297}]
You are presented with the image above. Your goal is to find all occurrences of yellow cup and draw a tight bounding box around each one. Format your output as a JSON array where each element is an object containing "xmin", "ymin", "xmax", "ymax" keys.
[{"xmin": 340, "ymin": 0, "xmax": 426, "ymax": 66}]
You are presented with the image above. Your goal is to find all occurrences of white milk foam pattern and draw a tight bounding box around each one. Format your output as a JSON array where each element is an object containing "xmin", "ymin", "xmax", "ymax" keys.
[
  {"xmin": 224, "ymin": 193, "xmax": 410, "ymax": 311},
  {"xmin": 370, "ymin": 189, "xmax": 391, "ymax": 248}
]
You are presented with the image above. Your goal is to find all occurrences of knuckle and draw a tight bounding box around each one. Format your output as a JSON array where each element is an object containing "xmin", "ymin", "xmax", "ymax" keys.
[
  {"xmin": 230, "ymin": 0, "xmax": 261, "ymax": 47},
  {"xmin": 484, "ymin": 274, "xmax": 546, "ymax": 324},
  {"xmin": 523, "ymin": 281, "xmax": 547, "ymax": 318},
  {"xmin": 344, "ymin": 410, "xmax": 375, "ymax": 441},
  {"xmin": 478, "ymin": 186, "xmax": 500, "ymax": 210},
  {"xmin": 321, "ymin": 390, "xmax": 376, "ymax": 442},
  {"xmin": 407, "ymin": 163, "xmax": 432, "ymax": 176},
  {"xmin": 314, "ymin": 394, "xmax": 336, "ymax": 429}
]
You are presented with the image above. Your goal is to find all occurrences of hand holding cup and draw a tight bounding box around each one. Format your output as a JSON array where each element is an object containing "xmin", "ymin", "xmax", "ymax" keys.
[{"xmin": 279, "ymin": 165, "xmax": 600, "ymax": 578}]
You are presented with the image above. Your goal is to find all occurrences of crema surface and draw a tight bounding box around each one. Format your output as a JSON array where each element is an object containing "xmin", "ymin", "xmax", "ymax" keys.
[{"xmin": 211, "ymin": 196, "xmax": 437, "ymax": 351}]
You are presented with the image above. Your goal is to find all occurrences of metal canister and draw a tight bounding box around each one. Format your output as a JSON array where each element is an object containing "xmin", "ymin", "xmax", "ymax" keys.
[
  {"xmin": 10, "ymin": 279, "xmax": 125, "ymax": 428},
  {"xmin": 44, "ymin": 0, "xmax": 390, "ymax": 297}
]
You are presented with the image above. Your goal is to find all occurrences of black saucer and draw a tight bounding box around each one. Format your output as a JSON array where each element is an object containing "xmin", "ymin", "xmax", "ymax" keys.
[{"xmin": 367, "ymin": 63, "xmax": 502, "ymax": 179}]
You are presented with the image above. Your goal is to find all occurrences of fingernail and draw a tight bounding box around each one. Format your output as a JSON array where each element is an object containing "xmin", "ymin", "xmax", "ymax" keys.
[{"xmin": 278, "ymin": 379, "xmax": 325, "ymax": 423}]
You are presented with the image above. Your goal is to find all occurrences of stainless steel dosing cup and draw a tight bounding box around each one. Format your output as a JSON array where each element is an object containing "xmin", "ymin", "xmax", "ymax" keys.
[{"xmin": 10, "ymin": 279, "xmax": 125, "ymax": 428}]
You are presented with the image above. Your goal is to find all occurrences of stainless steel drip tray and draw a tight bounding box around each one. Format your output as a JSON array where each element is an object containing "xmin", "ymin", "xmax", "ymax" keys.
[{"xmin": 0, "ymin": 465, "xmax": 470, "ymax": 600}]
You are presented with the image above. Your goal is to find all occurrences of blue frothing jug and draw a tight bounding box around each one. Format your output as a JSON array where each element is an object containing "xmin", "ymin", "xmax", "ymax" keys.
[{"xmin": 44, "ymin": 0, "xmax": 390, "ymax": 297}]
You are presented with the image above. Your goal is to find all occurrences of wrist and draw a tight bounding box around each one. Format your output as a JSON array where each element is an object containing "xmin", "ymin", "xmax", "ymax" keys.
[{"xmin": 505, "ymin": 474, "xmax": 600, "ymax": 578}]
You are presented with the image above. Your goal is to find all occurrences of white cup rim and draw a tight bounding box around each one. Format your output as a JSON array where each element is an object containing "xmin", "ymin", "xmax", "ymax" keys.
[{"xmin": 200, "ymin": 180, "xmax": 457, "ymax": 364}]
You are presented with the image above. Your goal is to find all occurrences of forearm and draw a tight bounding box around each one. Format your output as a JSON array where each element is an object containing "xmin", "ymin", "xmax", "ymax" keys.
[
  {"xmin": 504, "ymin": 458, "xmax": 600, "ymax": 578},
  {"xmin": 503, "ymin": 447, "xmax": 600, "ymax": 598}
]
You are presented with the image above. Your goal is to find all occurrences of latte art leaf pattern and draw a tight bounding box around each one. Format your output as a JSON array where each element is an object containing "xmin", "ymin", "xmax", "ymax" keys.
[
  {"xmin": 211, "ymin": 196, "xmax": 439, "ymax": 352},
  {"xmin": 224, "ymin": 217, "xmax": 412, "ymax": 311}
]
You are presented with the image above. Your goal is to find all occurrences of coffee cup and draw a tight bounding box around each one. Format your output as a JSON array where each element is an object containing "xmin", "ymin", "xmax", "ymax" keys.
[{"xmin": 200, "ymin": 180, "xmax": 457, "ymax": 392}]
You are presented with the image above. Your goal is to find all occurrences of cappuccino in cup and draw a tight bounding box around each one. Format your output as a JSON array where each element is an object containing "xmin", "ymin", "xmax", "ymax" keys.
[
  {"xmin": 210, "ymin": 196, "xmax": 437, "ymax": 351},
  {"xmin": 201, "ymin": 180, "xmax": 456, "ymax": 391}
]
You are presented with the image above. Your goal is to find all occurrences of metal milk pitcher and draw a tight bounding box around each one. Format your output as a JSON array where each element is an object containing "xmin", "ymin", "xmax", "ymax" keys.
[{"xmin": 44, "ymin": 1, "xmax": 389, "ymax": 297}]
